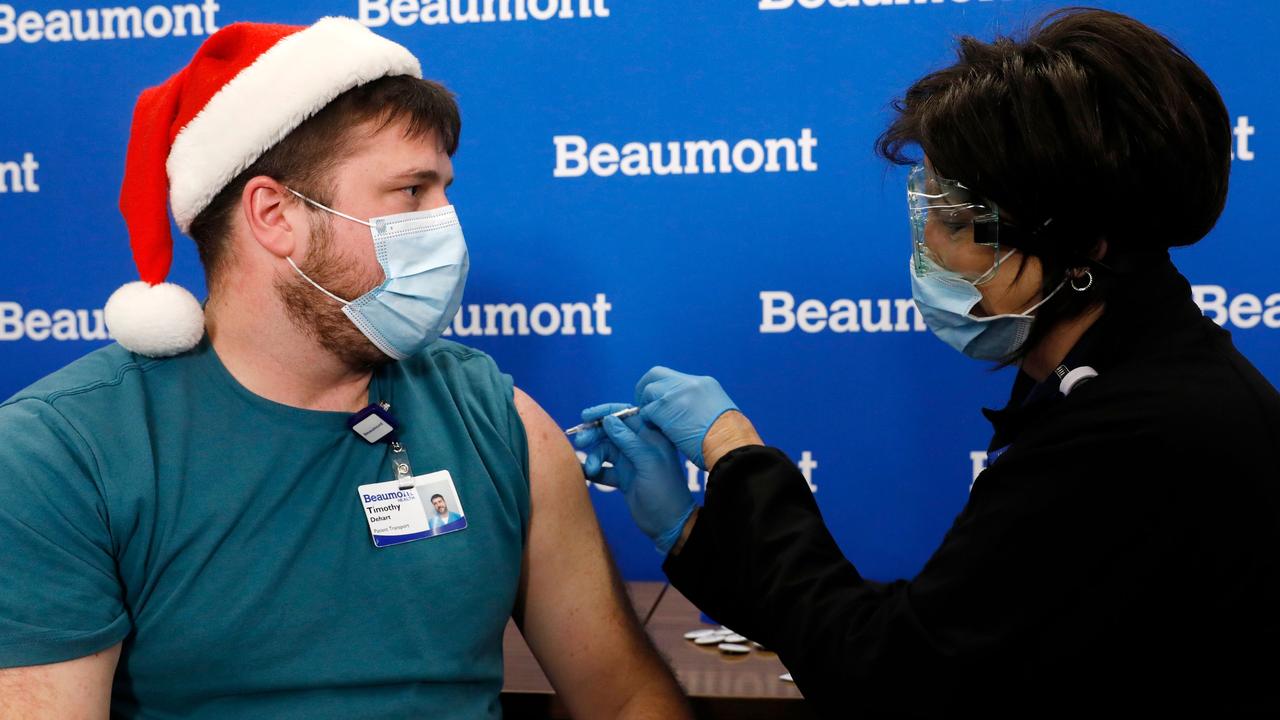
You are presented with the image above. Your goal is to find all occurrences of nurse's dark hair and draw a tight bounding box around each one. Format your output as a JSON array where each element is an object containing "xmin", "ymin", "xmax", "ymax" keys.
[
  {"xmin": 187, "ymin": 75, "xmax": 461, "ymax": 286},
  {"xmin": 876, "ymin": 7, "xmax": 1230, "ymax": 362}
]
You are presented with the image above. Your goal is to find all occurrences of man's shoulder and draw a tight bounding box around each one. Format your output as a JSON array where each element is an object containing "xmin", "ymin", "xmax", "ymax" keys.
[
  {"xmin": 0, "ymin": 344, "xmax": 156, "ymax": 480},
  {"xmin": 0, "ymin": 343, "xmax": 209, "ymax": 446},
  {"xmin": 417, "ymin": 338, "xmax": 498, "ymax": 368},
  {"xmin": 401, "ymin": 339, "xmax": 511, "ymax": 390},
  {"xmin": 2, "ymin": 343, "xmax": 158, "ymax": 410},
  {"xmin": 399, "ymin": 339, "xmax": 531, "ymax": 476}
]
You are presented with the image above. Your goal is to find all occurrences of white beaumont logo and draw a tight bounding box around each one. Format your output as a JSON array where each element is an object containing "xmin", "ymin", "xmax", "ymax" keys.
[
  {"xmin": 0, "ymin": 153, "xmax": 39, "ymax": 193},
  {"xmin": 760, "ymin": 286, "xmax": 1280, "ymax": 334},
  {"xmin": 0, "ymin": 2, "xmax": 220, "ymax": 44},
  {"xmin": 760, "ymin": 0, "xmax": 1003, "ymax": 10},
  {"xmin": 970, "ymin": 450, "xmax": 988, "ymax": 483},
  {"xmin": 0, "ymin": 303, "xmax": 110, "ymax": 341},
  {"xmin": 582, "ymin": 450, "xmax": 819, "ymax": 493},
  {"xmin": 760, "ymin": 291, "xmax": 926, "ymax": 334},
  {"xmin": 1193, "ymin": 285, "xmax": 1280, "ymax": 329},
  {"xmin": 554, "ymin": 129, "xmax": 818, "ymax": 178},
  {"xmin": 685, "ymin": 452, "xmax": 818, "ymax": 493},
  {"xmin": 359, "ymin": 0, "xmax": 608, "ymax": 27},
  {"xmin": 442, "ymin": 294, "xmax": 613, "ymax": 337},
  {"xmin": 1233, "ymin": 116, "xmax": 1256, "ymax": 161}
]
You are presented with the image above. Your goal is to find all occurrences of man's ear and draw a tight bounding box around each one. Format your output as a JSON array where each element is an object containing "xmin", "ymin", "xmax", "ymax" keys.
[{"xmin": 241, "ymin": 177, "xmax": 301, "ymax": 260}]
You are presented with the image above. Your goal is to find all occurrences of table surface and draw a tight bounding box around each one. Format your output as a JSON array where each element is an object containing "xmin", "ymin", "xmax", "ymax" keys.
[{"xmin": 503, "ymin": 581, "xmax": 804, "ymax": 701}]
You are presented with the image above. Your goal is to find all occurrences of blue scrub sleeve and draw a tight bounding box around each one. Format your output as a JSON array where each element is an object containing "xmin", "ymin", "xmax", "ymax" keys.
[{"xmin": 0, "ymin": 398, "xmax": 131, "ymax": 668}]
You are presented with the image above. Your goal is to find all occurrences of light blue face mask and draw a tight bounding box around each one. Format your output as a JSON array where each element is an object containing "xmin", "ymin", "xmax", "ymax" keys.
[
  {"xmin": 285, "ymin": 189, "xmax": 469, "ymax": 360},
  {"xmin": 909, "ymin": 253, "xmax": 1064, "ymax": 361}
]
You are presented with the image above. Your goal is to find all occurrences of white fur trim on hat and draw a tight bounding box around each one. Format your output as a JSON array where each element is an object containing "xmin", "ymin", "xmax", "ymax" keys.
[
  {"xmin": 104, "ymin": 281, "xmax": 205, "ymax": 357},
  {"xmin": 166, "ymin": 17, "xmax": 422, "ymax": 231}
]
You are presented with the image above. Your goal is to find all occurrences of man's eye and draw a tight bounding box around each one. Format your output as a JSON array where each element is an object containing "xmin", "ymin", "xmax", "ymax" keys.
[{"xmin": 402, "ymin": 186, "xmax": 420, "ymax": 197}]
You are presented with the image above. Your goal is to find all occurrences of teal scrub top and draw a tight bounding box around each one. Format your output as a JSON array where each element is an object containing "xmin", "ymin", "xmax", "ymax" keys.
[{"xmin": 0, "ymin": 337, "xmax": 530, "ymax": 719}]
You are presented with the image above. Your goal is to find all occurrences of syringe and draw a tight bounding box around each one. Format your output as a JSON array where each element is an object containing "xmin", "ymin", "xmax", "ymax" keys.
[{"xmin": 564, "ymin": 406, "xmax": 641, "ymax": 436}]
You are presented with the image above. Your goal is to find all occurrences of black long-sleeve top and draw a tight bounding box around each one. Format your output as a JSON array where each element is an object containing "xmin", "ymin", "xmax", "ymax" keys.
[{"xmin": 664, "ymin": 257, "xmax": 1280, "ymax": 717}]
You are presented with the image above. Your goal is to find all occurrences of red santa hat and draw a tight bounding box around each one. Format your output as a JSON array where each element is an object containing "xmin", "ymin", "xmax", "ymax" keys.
[{"xmin": 106, "ymin": 17, "xmax": 421, "ymax": 357}]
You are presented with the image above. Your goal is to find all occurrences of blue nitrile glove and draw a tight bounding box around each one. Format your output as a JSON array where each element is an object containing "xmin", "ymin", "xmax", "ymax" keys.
[
  {"xmin": 572, "ymin": 402, "xmax": 632, "ymax": 465},
  {"xmin": 634, "ymin": 367, "xmax": 738, "ymax": 470},
  {"xmin": 575, "ymin": 404, "xmax": 694, "ymax": 555}
]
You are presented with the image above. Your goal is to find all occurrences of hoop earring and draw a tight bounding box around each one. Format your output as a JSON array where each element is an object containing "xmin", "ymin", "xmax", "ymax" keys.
[{"xmin": 1070, "ymin": 270, "xmax": 1093, "ymax": 292}]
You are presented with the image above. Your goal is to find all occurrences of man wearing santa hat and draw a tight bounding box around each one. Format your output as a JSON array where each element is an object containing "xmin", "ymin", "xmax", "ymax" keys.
[{"xmin": 0, "ymin": 17, "xmax": 689, "ymax": 719}]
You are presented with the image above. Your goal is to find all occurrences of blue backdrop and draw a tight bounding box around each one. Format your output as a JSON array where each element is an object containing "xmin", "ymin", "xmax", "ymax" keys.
[{"xmin": 2, "ymin": 0, "xmax": 1276, "ymax": 580}]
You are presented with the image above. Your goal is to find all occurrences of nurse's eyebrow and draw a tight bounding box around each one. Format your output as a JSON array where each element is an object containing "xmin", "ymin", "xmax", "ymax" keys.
[{"xmin": 392, "ymin": 169, "xmax": 454, "ymax": 188}]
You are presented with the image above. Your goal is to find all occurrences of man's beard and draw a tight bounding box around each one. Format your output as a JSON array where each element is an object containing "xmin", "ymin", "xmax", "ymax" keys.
[{"xmin": 275, "ymin": 215, "xmax": 390, "ymax": 373}]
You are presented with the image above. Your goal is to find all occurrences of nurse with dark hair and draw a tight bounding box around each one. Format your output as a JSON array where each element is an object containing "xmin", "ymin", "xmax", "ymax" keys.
[{"xmin": 577, "ymin": 8, "xmax": 1280, "ymax": 716}]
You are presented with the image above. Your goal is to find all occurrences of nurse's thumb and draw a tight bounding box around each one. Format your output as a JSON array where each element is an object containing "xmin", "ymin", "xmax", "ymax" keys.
[{"xmin": 602, "ymin": 415, "xmax": 644, "ymax": 459}]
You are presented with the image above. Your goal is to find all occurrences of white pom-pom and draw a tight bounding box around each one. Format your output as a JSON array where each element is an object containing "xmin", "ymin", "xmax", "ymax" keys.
[{"xmin": 104, "ymin": 281, "xmax": 205, "ymax": 357}]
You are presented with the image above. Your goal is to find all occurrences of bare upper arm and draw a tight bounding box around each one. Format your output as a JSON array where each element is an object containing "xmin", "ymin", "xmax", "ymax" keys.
[
  {"xmin": 511, "ymin": 388, "xmax": 688, "ymax": 719},
  {"xmin": 511, "ymin": 386, "xmax": 630, "ymax": 632},
  {"xmin": 0, "ymin": 642, "xmax": 120, "ymax": 719}
]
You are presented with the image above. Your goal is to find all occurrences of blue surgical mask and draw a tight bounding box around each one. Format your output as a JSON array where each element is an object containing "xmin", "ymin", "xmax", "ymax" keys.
[
  {"xmin": 909, "ymin": 254, "xmax": 1063, "ymax": 361},
  {"xmin": 285, "ymin": 190, "xmax": 469, "ymax": 360}
]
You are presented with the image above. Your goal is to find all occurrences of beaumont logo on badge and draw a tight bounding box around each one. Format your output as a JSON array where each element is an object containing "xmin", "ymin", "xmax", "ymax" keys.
[{"xmin": 362, "ymin": 489, "xmax": 418, "ymax": 504}]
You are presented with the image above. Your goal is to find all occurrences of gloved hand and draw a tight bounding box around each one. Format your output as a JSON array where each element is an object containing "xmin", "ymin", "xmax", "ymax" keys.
[
  {"xmin": 575, "ymin": 403, "xmax": 694, "ymax": 555},
  {"xmin": 634, "ymin": 367, "xmax": 738, "ymax": 470}
]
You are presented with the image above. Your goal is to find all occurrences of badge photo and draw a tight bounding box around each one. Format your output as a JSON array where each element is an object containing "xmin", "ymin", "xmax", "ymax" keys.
[{"xmin": 419, "ymin": 472, "xmax": 468, "ymax": 537}]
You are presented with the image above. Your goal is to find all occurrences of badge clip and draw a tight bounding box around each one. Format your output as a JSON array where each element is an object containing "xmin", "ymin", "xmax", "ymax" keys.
[{"xmin": 347, "ymin": 402, "xmax": 400, "ymax": 444}]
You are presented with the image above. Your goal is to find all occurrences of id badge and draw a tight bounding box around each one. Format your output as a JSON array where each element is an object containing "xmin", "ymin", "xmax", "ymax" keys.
[{"xmin": 358, "ymin": 470, "xmax": 468, "ymax": 548}]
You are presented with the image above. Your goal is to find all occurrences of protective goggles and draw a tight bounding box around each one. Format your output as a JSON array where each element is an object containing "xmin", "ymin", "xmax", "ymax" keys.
[{"xmin": 907, "ymin": 164, "xmax": 1005, "ymax": 283}]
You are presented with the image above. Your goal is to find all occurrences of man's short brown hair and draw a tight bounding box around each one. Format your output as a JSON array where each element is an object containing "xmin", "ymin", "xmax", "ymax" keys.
[{"xmin": 187, "ymin": 75, "xmax": 461, "ymax": 284}]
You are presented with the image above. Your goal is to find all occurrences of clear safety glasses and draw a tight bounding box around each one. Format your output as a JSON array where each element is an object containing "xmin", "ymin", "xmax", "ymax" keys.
[{"xmin": 907, "ymin": 164, "xmax": 1004, "ymax": 283}]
